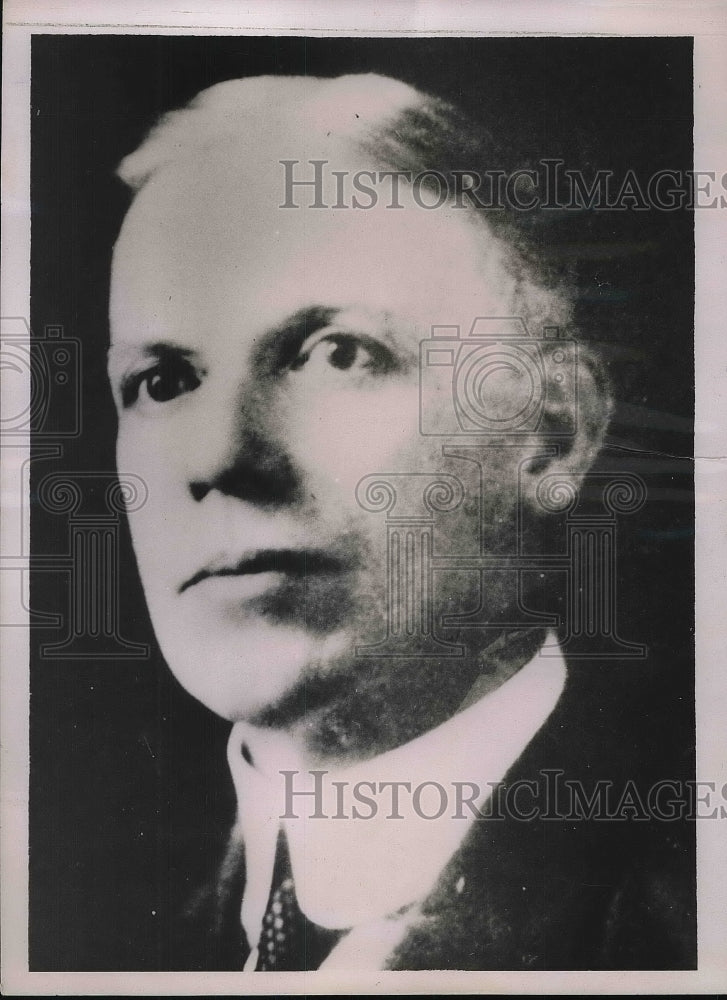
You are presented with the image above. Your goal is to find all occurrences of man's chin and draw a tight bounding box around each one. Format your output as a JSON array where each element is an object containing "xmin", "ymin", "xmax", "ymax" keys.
[{"xmin": 156, "ymin": 620, "xmax": 356, "ymax": 723}]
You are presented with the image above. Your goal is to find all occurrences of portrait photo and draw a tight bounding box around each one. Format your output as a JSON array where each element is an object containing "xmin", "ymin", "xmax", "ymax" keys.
[{"xmin": 2, "ymin": 17, "xmax": 712, "ymax": 990}]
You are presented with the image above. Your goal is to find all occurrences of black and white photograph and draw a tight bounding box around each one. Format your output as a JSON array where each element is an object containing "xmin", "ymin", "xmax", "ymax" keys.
[{"xmin": 2, "ymin": 1, "xmax": 726, "ymax": 994}]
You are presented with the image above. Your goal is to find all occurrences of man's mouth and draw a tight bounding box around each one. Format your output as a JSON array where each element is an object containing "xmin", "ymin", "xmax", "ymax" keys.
[{"xmin": 179, "ymin": 549, "xmax": 345, "ymax": 594}]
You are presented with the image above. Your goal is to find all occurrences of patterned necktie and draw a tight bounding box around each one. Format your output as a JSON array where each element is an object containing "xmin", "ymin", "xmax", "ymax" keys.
[{"xmin": 255, "ymin": 829, "xmax": 345, "ymax": 971}]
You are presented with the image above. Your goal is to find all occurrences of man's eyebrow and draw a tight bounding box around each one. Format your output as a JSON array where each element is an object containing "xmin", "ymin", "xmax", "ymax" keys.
[
  {"xmin": 266, "ymin": 306, "xmax": 339, "ymax": 342},
  {"xmin": 260, "ymin": 304, "xmax": 415, "ymax": 356},
  {"xmin": 106, "ymin": 342, "xmax": 204, "ymax": 384},
  {"xmin": 248, "ymin": 306, "xmax": 338, "ymax": 372}
]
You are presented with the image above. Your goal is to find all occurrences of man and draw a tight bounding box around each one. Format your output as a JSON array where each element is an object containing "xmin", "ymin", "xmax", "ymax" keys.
[{"xmin": 107, "ymin": 73, "xmax": 693, "ymax": 970}]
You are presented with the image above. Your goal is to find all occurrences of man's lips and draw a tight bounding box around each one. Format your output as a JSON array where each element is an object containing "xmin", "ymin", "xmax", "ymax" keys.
[{"xmin": 179, "ymin": 549, "xmax": 345, "ymax": 594}]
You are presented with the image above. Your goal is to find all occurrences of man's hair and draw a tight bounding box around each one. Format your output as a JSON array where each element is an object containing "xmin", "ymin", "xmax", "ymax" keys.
[{"xmin": 116, "ymin": 73, "xmax": 576, "ymax": 339}]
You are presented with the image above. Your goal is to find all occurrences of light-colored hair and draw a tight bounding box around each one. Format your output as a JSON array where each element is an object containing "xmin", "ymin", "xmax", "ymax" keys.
[{"xmin": 117, "ymin": 73, "xmax": 574, "ymax": 337}]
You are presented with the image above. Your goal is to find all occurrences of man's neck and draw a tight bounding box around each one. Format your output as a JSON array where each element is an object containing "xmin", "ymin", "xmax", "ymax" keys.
[{"xmin": 277, "ymin": 626, "xmax": 549, "ymax": 770}]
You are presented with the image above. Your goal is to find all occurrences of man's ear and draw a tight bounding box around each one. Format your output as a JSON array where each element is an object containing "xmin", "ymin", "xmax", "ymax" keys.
[{"xmin": 518, "ymin": 343, "xmax": 613, "ymax": 509}]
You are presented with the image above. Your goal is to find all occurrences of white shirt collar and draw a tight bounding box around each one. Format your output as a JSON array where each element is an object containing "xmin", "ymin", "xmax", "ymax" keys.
[{"xmin": 227, "ymin": 638, "xmax": 566, "ymax": 959}]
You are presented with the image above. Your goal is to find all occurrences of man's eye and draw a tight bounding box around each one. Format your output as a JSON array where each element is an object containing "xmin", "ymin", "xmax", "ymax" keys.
[
  {"xmin": 290, "ymin": 332, "xmax": 397, "ymax": 377},
  {"xmin": 122, "ymin": 358, "xmax": 201, "ymax": 409}
]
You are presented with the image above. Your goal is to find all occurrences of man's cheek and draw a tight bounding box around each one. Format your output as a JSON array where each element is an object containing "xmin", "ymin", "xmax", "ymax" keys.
[{"xmin": 290, "ymin": 385, "xmax": 421, "ymax": 479}]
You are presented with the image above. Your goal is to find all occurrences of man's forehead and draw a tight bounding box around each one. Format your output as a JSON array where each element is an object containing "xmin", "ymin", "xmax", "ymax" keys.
[
  {"xmin": 117, "ymin": 146, "xmax": 505, "ymax": 269},
  {"xmin": 110, "ymin": 124, "xmax": 515, "ymax": 351},
  {"xmin": 112, "ymin": 199, "xmax": 507, "ymax": 349}
]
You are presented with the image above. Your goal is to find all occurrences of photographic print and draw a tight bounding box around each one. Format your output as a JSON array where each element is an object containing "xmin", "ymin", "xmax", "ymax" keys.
[{"xmin": 2, "ymin": 2, "xmax": 726, "ymax": 995}]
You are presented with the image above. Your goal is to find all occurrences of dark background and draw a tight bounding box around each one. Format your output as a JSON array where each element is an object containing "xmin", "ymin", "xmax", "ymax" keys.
[{"xmin": 29, "ymin": 35, "xmax": 694, "ymax": 969}]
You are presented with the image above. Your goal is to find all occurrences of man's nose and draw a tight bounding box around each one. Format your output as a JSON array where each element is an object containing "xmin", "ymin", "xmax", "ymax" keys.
[{"xmin": 186, "ymin": 384, "xmax": 301, "ymax": 507}]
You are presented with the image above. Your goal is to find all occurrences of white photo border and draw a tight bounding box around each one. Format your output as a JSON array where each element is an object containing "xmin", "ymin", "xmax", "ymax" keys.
[{"xmin": 2, "ymin": 1, "xmax": 725, "ymax": 994}]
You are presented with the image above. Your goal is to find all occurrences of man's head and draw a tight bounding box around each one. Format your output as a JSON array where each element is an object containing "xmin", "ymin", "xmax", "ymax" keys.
[{"xmin": 109, "ymin": 74, "xmax": 610, "ymax": 763}]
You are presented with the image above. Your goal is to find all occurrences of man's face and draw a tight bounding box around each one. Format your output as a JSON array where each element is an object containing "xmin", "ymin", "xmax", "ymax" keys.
[{"xmin": 109, "ymin": 141, "xmax": 529, "ymax": 760}]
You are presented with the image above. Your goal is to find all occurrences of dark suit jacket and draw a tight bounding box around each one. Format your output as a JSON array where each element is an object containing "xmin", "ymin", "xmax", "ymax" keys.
[{"xmin": 30, "ymin": 656, "xmax": 696, "ymax": 971}]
